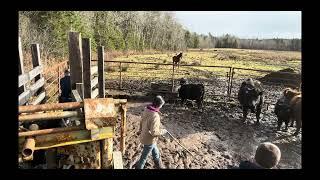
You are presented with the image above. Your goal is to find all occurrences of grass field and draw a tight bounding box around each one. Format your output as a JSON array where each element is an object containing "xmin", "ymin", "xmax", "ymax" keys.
[{"xmin": 106, "ymin": 48, "xmax": 301, "ymax": 81}]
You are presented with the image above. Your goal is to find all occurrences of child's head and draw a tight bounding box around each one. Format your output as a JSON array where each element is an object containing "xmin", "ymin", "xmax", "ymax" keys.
[
  {"xmin": 152, "ymin": 95, "xmax": 165, "ymax": 109},
  {"xmin": 254, "ymin": 142, "xmax": 281, "ymax": 169}
]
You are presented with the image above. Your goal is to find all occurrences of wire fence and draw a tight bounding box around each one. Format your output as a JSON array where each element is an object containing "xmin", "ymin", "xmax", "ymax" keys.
[{"xmin": 100, "ymin": 60, "xmax": 301, "ymax": 105}]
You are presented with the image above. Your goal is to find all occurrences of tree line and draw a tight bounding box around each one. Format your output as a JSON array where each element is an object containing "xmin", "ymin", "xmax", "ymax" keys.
[
  {"xmin": 193, "ymin": 33, "xmax": 301, "ymax": 51},
  {"xmin": 19, "ymin": 11, "xmax": 301, "ymax": 60}
]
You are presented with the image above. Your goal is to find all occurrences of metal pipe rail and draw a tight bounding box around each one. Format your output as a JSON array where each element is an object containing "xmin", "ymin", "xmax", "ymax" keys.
[
  {"xmin": 94, "ymin": 60, "xmax": 233, "ymax": 69},
  {"xmin": 19, "ymin": 100, "xmax": 127, "ymax": 114},
  {"xmin": 19, "ymin": 126, "xmax": 83, "ymax": 137},
  {"xmin": 19, "ymin": 102, "xmax": 83, "ymax": 113},
  {"xmin": 19, "ymin": 111, "xmax": 83, "ymax": 122}
]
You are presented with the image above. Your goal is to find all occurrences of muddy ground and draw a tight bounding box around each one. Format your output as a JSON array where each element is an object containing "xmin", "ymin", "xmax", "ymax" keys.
[
  {"xmin": 113, "ymin": 99, "xmax": 301, "ymax": 169},
  {"xmin": 108, "ymin": 71, "xmax": 301, "ymax": 169}
]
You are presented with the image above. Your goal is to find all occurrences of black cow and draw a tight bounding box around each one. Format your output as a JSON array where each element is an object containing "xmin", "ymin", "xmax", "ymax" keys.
[
  {"xmin": 238, "ymin": 78, "xmax": 264, "ymax": 124},
  {"xmin": 178, "ymin": 78, "xmax": 205, "ymax": 109},
  {"xmin": 274, "ymin": 93, "xmax": 291, "ymax": 131}
]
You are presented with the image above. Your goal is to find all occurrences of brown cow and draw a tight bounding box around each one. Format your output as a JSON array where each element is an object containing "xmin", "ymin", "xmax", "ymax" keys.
[
  {"xmin": 283, "ymin": 88, "xmax": 302, "ymax": 135},
  {"xmin": 173, "ymin": 52, "xmax": 183, "ymax": 68}
]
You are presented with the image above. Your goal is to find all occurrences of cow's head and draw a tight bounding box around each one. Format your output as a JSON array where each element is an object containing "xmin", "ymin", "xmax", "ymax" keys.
[
  {"xmin": 283, "ymin": 88, "xmax": 301, "ymax": 101},
  {"xmin": 179, "ymin": 78, "xmax": 187, "ymax": 86},
  {"xmin": 241, "ymin": 79, "xmax": 263, "ymax": 107}
]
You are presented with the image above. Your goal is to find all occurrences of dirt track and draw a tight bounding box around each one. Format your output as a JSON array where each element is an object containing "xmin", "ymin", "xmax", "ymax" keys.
[{"xmin": 114, "ymin": 100, "xmax": 301, "ymax": 169}]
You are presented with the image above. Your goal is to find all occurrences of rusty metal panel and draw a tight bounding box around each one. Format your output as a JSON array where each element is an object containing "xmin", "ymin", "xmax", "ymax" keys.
[{"xmin": 83, "ymin": 98, "xmax": 117, "ymax": 130}]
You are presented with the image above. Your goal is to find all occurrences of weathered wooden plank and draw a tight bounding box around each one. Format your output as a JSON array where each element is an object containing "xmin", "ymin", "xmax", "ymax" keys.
[
  {"xmin": 19, "ymin": 73, "xmax": 29, "ymax": 87},
  {"xmin": 68, "ymin": 32, "xmax": 83, "ymax": 90},
  {"xmin": 113, "ymin": 151, "xmax": 123, "ymax": 169},
  {"xmin": 31, "ymin": 91, "xmax": 46, "ymax": 105},
  {"xmin": 91, "ymin": 88, "xmax": 99, "ymax": 98},
  {"xmin": 19, "ymin": 77, "xmax": 44, "ymax": 106},
  {"xmin": 18, "ymin": 37, "xmax": 26, "ymax": 94},
  {"xmin": 30, "ymin": 77, "xmax": 45, "ymax": 95},
  {"xmin": 91, "ymin": 66, "xmax": 98, "ymax": 75},
  {"xmin": 91, "ymin": 77, "xmax": 98, "ymax": 89},
  {"xmin": 72, "ymin": 90, "xmax": 82, "ymax": 102},
  {"xmin": 18, "ymin": 66, "xmax": 43, "ymax": 87},
  {"xmin": 82, "ymin": 38, "xmax": 92, "ymax": 99},
  {"xmin": 76, "ymin": 83, "xmax": 84, "ymax": 99},
  {"xmin": 18, "ymin": 127, "xmax": 114, "ymax": 150},
  {"xmin": 29, "ymin": 66, "xmax": 43, "ymax": 81},
  {"xmin": 19, "ymin": 90, "xmax": 31, "ymax": 105},
  {"xmin": 98, "ymin": 46, "xmax": 105, "ymax": 98},
  {"xmin": 31, "ymin": 44, "xmax": 42, "ymax": 85},
  {"xmin": 101, "ymin": 138, "xmax": 113, "ymax": 169}
]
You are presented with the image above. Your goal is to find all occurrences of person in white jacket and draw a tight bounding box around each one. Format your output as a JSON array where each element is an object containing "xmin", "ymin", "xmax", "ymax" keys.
[{"xmin": 135, "ymin": 95, "xmax": 168, "ymax": 169}]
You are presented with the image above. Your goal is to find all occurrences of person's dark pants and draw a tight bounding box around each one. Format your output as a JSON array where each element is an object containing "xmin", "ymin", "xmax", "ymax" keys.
[{"xmin": 59, "ymin": 96, "xmax": 72, "ymax": 103}]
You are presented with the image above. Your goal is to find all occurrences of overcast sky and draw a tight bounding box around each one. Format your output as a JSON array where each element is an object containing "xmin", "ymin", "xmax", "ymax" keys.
[{"xmin": 175, "ymin": 11, "xmax": 301, "ymax": 39}]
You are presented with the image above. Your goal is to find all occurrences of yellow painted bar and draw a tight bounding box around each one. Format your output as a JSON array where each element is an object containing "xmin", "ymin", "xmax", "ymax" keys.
[{"xmin": 19, "ymin": 127, "xmax": 114, "ymax": 150}]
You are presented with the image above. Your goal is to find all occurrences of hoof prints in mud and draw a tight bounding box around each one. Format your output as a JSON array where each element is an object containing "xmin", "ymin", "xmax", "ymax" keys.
[{"xmin": 116, "ymin": 100, "xmax": 301, "ymax": 169}]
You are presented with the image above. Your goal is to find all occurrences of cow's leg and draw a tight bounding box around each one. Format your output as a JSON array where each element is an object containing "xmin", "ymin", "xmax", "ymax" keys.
[
  {"xmin": 290, "ymin": 118, "xmax": 294, "ymax": 127},
  {"xmin": 181, "ymin": 98, "xmax": 186, "ymax": 107},
  {"xmin": 255, "ymin": 107, "xmax": 261, "ymax": 125},
  {"xmin": 277, "ymin": 118, "xmax": 283, "ymax": 131},
  {"xmin": 196, "ymin": 99, "xmax": 204, "ymax": 112},
  {"xmin": 284, "ymin": 119, "xmax": 289, "ymax": 131},
  {"xmin": 196, "ymin": 99, "xmax": 201, "ymax": 109},
  {"xmin": 242, "ymin": 107, "xmax": 248, "ymax": 123},
  {"xmin": 293, "ymin": 119, "xmax": 301, "ymax": 136}
]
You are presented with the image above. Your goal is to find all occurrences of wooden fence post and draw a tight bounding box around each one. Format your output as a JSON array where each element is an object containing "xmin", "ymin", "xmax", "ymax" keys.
[
  {"xmin": 171, "ymin": 63, "xmax": 175, "ymax": 92},
  {"xmin": 76, "ymin": 83, "xmax": 84, "ymax": 99},
  {"xmin": 18, "ymin": 37, "xmax": 25, "ymax": 95},
  {"xmin": 98, "ymin": 46, "xmax": 105, "ymax": 98},
  {"xmin": 82, "ymin": 38, "xmax": 92, "ymax": 99},
  {"xmin": 227, "ymin": 67, "xmax": 232, "ymax": 100},
  {"xmin": 31, "ymin": 44, "xmax": 44, "ymax": 96},
  {"xmin": 120, "ymin": 104, "xmax": 127, "ymax": 154},
  {"xmin": 229, "ymin": 68, "xmax": 235, "ymax": 100},
  {"xmin": 100, "ymin": 137, "xmax": 113, "ymax": 169},
  {"xmin": 68, "ymin": 32, "xmax": 83, "ymax": 90},
  {"xmin": 119, "ymin": 62, "xmax": 122, "ymax": 90},
  {"xmin": 58, "ymin": 66, "xmax": 61, "ymax": 94}
]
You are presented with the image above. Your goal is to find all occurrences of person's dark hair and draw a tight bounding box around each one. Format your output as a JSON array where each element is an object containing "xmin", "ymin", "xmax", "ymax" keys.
[
  {"xmin": 152, "ymin": 95, "xmax": 165, "ymax": 108},
  {"xmin": 65, "ymin": 69, "xmax": 70, "ymax": 75}
]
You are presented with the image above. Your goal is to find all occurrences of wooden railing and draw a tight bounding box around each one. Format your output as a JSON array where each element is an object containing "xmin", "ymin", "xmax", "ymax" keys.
[
  {"xmin": 18, "ymin": 36, "xmax": 69, "ymax": 105},
  {"xmin": 18, "ymin": 38, "xmax": 46, "ymax": 105}
]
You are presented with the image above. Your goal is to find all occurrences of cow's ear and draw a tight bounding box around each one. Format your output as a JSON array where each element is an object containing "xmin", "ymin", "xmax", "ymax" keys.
[{"xmin": 259, "ymin": 92, "xmax": 263, "ymax": 95}]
